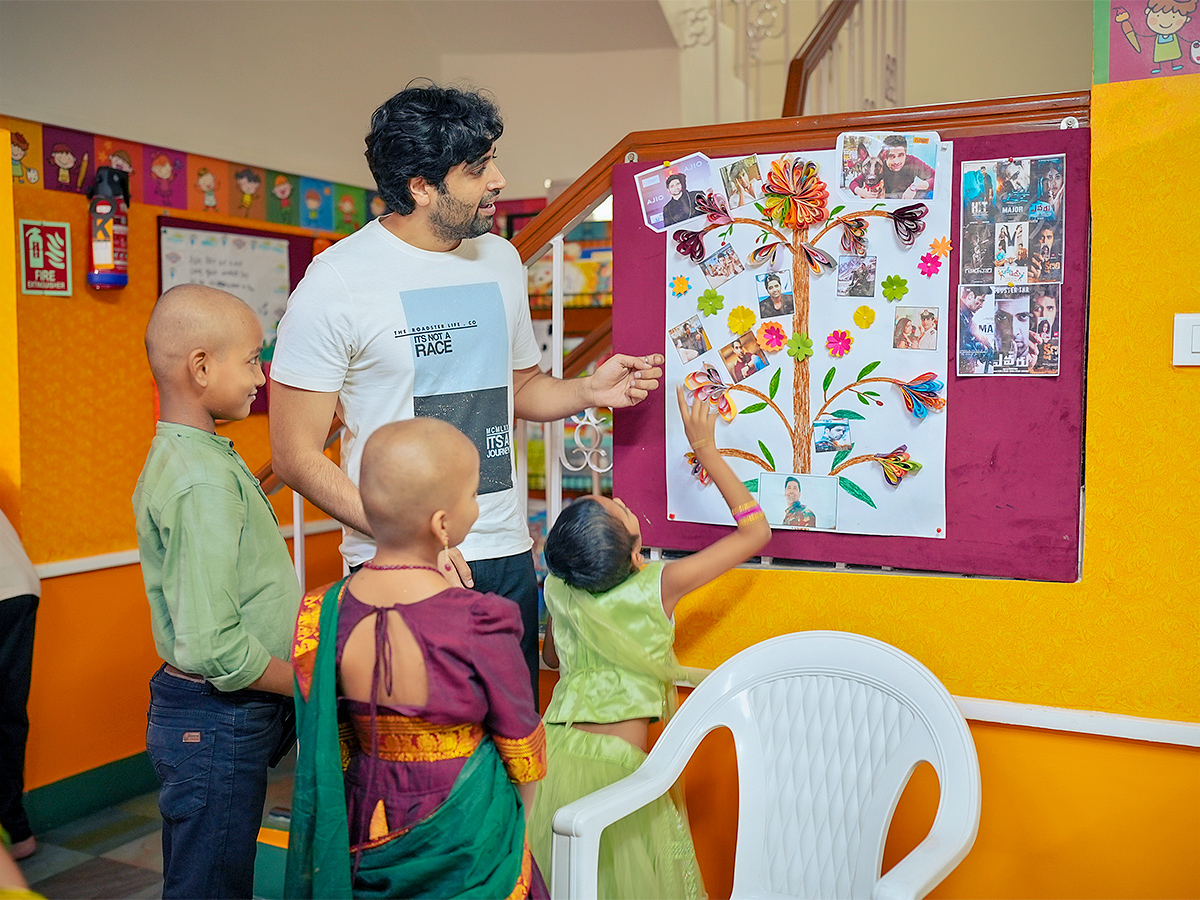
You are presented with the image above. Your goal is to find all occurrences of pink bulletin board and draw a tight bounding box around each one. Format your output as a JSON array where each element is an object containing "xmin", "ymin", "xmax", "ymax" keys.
[{"xmin": 611, "ymin": 128, "xmax": 1090, "ymax": 582}]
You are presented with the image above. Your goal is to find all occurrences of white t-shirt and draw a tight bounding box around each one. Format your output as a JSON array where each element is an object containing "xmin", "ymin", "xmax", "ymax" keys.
[{"xmin": 271, "ymin": 219, "xmax": 540, "ymax": 567}]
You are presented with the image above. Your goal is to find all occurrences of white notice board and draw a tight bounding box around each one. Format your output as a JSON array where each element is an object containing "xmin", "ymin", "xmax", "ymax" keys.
[{"xmin": 159, "ymin": 224, "xmax": 292, "ymax": 357}]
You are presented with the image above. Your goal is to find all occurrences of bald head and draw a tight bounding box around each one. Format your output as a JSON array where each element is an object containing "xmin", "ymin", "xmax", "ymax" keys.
[
  {"xmin": 145, "ymin": 285, "xmax": 258, "ymax": 385},
  {"xmin": 360, "ymin": 418, "xmax": 479, "ymax": 547}
]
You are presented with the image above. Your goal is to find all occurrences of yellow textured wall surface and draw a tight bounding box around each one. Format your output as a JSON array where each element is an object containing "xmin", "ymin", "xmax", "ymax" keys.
[{"xmin": 12, "ymin": 188, "xmax": 335, "ymax": 562}]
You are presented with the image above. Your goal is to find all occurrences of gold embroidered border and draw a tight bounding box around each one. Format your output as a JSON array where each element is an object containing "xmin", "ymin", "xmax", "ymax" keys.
[
  {"xmin": 348, "ymin": 715, "xmax": 484, "ymax": 762},
  {"xmin": 506, "ymin": 839, "xmax": 534, "ymax": 900},
  {"xmin": 291, "ymin": 581, "xmax": 342, "ymax": 701},
  {"xmin": 494, "ymin": 722, "xmax": 548, "ymax": 784}
]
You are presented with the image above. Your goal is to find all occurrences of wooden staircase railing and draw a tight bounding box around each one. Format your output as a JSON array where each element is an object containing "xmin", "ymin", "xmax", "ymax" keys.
[{"xmin": 781, "ymin": 0, "xmax": 862, "ymax": 118}]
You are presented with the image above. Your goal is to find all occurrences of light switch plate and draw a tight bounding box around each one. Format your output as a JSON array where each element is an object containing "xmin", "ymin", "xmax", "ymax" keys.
[{"xmin": 1173, "ymin": 314, "xmax": 1200, "ymax": 366}]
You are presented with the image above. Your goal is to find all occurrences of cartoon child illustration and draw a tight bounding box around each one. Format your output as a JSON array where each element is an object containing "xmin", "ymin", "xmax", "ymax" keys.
[
  {"xmin": 48, "ymin": 143, "xmax": 77, "ymax": 186},
  {"xmin": 108, "ymin": 149, "xmax": 135, "ymax": 176},
  {"xmin": 1115, "ymin": 0, "xmax": 1196, "ymax": 73},
  {"xmin": 337, "ymin": 192, "xmax": 357, "ymax": 228},
  {"xmin": 11, "ymin": 133, "xmax": 38, "ymax": 184},
  {"xmin": 304, "ymin": 188, "xmax": 321, "ymax": 225},
  {"xmin": 1145, "ymin": 0, "xmax": 1194, "ymax": 72},
  {"xmin": 235, "ymin": 168, "xmax": 262, "ymax": 216},
  {"xmin": 369, "ymin": 193, "xmax": 388, "ymax": 218},
  {"xmin": 195, "ymin": 167, "xmax": 220, "ymax": 212},
  {"xmin": 272, "ymin": 174, "xmax": 293, "ymax": 210},
  {"xmin": 151, "ymin": 154, "xmax": 177, "ymax": 203}
]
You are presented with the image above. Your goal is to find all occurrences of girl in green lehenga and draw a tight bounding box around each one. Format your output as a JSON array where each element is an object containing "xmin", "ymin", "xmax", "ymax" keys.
[{"xmin": 527, "ymin": 387, "xmax": 771, "ymax": 899}]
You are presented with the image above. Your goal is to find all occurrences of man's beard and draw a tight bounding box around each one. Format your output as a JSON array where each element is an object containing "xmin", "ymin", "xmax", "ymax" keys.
[{"xmin": 429, "ymin": 187, "xmax": 495, "ymax": 242}]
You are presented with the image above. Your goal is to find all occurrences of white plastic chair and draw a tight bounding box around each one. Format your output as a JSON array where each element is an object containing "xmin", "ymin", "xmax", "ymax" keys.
[{"xmin": 549, "ymin": 631, "xmax": 981, "ymax": 900}]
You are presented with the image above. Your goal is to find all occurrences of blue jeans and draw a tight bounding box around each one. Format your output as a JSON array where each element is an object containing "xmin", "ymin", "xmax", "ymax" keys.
[{"xmin": 146, "ymin": 665, "xmax": 292, "ymax": 899}]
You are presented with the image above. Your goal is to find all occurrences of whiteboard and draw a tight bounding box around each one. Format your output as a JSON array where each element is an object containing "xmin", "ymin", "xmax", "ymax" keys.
[{"xmin": 159, "ymin": 225, "xmax": 292, "ymax": 357}]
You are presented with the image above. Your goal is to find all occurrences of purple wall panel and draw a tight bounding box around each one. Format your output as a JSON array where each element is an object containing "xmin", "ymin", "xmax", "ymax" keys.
[{"xmin": 612, "ymin": 129, "xmax": 1089, "ymax": 582}]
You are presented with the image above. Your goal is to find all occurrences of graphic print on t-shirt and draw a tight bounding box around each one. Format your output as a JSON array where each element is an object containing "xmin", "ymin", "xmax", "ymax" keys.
[{"xmin": 399, "ymin": 283, "xmax": 512, "ymax": 494}]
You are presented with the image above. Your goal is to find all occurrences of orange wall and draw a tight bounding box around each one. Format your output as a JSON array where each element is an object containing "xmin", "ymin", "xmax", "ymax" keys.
[{"xmin": 23, "ymin": 531, "xmax": 345, "ymax": 790}]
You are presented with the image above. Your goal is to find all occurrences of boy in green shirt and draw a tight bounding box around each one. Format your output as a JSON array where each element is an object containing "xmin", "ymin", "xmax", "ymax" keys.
[{"xmin": 133, "ymin": 284, "xmax": 300, "ymax": 899}]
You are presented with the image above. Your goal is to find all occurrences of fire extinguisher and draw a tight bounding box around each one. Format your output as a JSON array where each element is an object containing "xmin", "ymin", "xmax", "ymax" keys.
[{"xmin": 87, "ymin": 166, "xmax": 130, "ymax": 289}]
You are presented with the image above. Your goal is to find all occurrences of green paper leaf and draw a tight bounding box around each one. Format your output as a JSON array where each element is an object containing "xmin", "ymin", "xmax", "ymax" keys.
[
  {"xmin": 830, "ymin": 409, "xmax": 866, "ymax": 420},
  {"xmin": 768, "ymin": 368, "xmax": 781, "ymax": 400},
  {"xmin": 829, "ymin": 204, "xmax": 845, "ymax": 217},
  {"xmin": 857, "ymin": 360, "xmax": 881, "ymax": 381},
  {"xmin": 823, "ymin": 366, "xmax": 836, "ymax": 392},
  {"xmin": 741, "ymin": 402, "xmax": 767, "ymax": 415},
  {"xmin": 832, "ymin": 444, "xmax": 853, "ymax": 469},
  {"xmin": 743, "ymin": 478, "xmax": 759, "ymax": 493},
  {"xmin": 839, "ymin": 476, "xmax": 877, "ymax": 508},
  {"xmin": 758, "ymin": 441, "xmax": 775, "ymax": 471}
]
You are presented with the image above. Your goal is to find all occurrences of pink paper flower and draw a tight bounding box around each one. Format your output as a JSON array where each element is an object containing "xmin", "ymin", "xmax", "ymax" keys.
[
  {"xmin": 918, "ymin": 252, "xmax": 941, "ymax": 277},
  {"xmin": 825, "ymin": 330, "xmax": 854, "ymax": 358}
]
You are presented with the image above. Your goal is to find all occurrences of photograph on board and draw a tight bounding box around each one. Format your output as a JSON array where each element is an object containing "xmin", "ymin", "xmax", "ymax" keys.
[{"xmin": 759, "ymin": 472, "xmax": 838, "ymax": 530}]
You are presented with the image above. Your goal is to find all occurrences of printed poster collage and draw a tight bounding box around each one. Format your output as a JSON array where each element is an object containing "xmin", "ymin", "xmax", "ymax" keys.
[{"xmin": 636, "ymin": 133, "xmax": 1066, "ymax": 540}]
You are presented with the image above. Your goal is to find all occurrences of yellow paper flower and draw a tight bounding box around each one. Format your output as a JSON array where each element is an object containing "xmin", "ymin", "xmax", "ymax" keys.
[
  {"xmin": 853, "ymin": 305, "xmax": 875, "ymax": 328},
  {"xmin": 756, "ymin": 320, "xmax": 788, "ymax": 352},
  {"xmin": 727, "ymin": 305, "xmax": 756, "ymax": 335}
]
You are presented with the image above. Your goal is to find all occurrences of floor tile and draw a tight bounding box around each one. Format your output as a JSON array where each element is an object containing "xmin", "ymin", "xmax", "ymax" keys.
[
  {"xmin": 101, "ymin": 828, "xmax": 163, "ymax": 873},
  {"xmin": 13, "ymin": 843, "xmax": 93, "ymax": 886},
  {"xmin": 30, "ymin": 855, "xmax": 161, "ymax": 900},
  {"xmin": 40, "ymin": 807, "xmax": 160, "ymax": 857}
]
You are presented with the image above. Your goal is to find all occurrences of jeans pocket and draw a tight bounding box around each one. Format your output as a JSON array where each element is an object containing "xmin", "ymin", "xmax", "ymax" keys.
[{"xmin": 146, "ymin": 719, "xmax": 214, "ymax": 821}]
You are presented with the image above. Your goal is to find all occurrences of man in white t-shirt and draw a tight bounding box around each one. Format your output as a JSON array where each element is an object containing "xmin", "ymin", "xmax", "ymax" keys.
[{"xmin": 269, "ymin": 81, "xmax": 662, "ymax": 700}]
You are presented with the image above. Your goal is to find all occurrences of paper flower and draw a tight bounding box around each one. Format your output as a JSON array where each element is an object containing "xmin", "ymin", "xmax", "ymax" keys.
[
  {"xmin": 881, "ymin": 274, "xmax": 908, "ymax": 302},
  {"xmin": 728, "ymin": 305, "xmax": 756, "ymax": 335},
  {"xmin": 853, "ymin": 305, "xmax": 876, "ymax": 328},
  {"xmin": 685, "ymin": 451, "xmax": 711, "ymax": 485},
  {"xmin": 918, "ymin": 252, "xmax": 942, "ymax": 277},
  {"xmin": 889, "ymin": 203, "xmax": 928, "ymax": 247},
  {"xmin": 670, "ymin": 275, "xmax": 692, "ymax": 297},
  {"xmin": 756, "ymin": 320, "xmax": 788, "ymax": 352},
  {"xmin": 748, "ymin": 242, "xmax": 783, "ymax": 267},
  {"xmin": 875, "ymin": 445, "xmax": 923, "ymax": 486},
  {"xmin": 673, "ymin": 229, "xmax": 705, "ymax": 262},
  {"xmin": 929, "ymin": 236, "xmax": 952, "ymax": 258},
  {"xmin": 826, "ymin": 330, "xmax": 854, "ymax": 358},
  {"xmin": 763, "ymin": 157, "xmax": 829, "ymax": 230},
  {"xmin": 786, "ymin": 332, "xmax": 814, "ymax": 360},
  {"xmin": 895, "ymin": 373, "xmax": 946, "ymax": 419},
  {"xmin": 697, "ymin": 288, "xmax": 724, "ymax": 316},
  {"xmin": 840, "ymin": 217, "xmax": 869, "ymax": 255},
  {"xmin": 684, "ymin": 363, "xmax": 737, "ymax": 421},
  {"xmin": 798, "ymin": 241, "xmax": 835, "ymax": 275},
  {"xmin": 695, "ymin": 191, "xmax": 733, "ymax": 226}
]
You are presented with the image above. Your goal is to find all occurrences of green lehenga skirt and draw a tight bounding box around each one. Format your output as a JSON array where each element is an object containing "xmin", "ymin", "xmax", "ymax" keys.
[{"xmin": 527, "ymin": 724, "xmax": 705, "ymax": 900}]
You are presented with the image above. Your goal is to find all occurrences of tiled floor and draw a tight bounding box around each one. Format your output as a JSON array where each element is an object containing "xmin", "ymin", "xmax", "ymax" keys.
[{"xmin": 15, "ymin": 749, "xmax": 296, "ymax": 900}]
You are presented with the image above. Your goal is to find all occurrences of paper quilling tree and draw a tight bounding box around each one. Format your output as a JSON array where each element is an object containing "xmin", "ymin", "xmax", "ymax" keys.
[{"xmin": 662, "ymin": 147, "xmax": 951, "ymax": 537}]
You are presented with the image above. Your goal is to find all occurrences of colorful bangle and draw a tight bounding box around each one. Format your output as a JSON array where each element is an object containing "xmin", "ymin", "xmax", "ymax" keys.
[
  {"xmin": 736, "ymin": 510, "xmax": 766, "ymax": 526},
  {"xmin": 690, "ymin": 438, "xmax": 712, "ymax": 450},
  {"xmin": 732, "ymin": 503, "xmax": 763, "ymax": 523},
  {"xmin": 731, "ymin": 500, "xmax": 758, "ymax": 516}
]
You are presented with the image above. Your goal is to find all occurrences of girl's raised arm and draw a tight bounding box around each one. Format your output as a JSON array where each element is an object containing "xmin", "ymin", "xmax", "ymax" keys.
[{"xmin": 660, "ymin": 386, "xmax": 771, "ymax": 617}]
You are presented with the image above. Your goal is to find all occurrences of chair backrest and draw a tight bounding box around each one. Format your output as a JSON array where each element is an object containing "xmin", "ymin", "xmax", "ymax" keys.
[{"xmin": 657, "ymin": 631, "xmax": 981, "ymax": 899}]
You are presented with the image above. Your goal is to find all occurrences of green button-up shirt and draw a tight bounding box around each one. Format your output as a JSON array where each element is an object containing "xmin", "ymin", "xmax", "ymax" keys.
[{"xmin": 133, "ymin": 423, "xmax": 301, "ymax": 692}]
